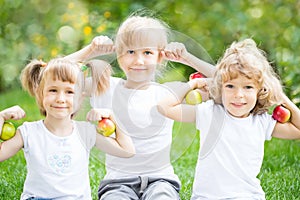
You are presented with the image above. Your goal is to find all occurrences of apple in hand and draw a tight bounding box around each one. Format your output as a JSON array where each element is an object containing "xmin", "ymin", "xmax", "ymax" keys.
[
  {"xmin": 269, "ymin": 105, "xmax": 291, "ymax": 123},
  {"xmin": 0, "ymin": 121, "xmax": 16, "ymax": 141},
  {"xmin": 97, "ymin": 118, "xmax": 116, "ymax": 137},
  {"xmin": 190, "ymin": 72, "xmax": 206, "ymax": 80},
  {"xmin": 185, "ymin": 90, "xmax": 202, "ymax": 105}
]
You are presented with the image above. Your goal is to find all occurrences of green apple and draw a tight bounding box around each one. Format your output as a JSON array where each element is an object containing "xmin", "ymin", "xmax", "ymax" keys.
[
  {"xmin": 185, "ymin": 90, "xmax": 202, "ymax": 105},
  {"xmin": 97, "ymin": 118, "xmax": 116, "ymax": 137},
  {"xmin": 0, "ymin": 121, "xmax": 16, "ymax": 141}
]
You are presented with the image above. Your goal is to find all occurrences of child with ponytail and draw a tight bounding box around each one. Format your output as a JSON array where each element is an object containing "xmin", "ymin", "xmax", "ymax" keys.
[{"xmin": 0, "ymin": 58, "xmax": 134, "ymax": 200}]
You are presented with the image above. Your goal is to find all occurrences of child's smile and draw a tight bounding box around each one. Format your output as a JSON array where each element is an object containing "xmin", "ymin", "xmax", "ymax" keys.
[
  {"xmin": 222, "ymin": 74, "xmax": 259, "ymax": 118},
  {"xmin": 43, "ymin": 79, "xmax": 75, "ymax": 119},
  {"xmin": 118, "ymin": 47, "xmax": 161, "ymax": 89}
]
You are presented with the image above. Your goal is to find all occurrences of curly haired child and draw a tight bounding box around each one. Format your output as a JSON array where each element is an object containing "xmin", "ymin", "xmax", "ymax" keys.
[{"xmin": 158, "ymin": 38, "xmax": 300, "ymax": 200}]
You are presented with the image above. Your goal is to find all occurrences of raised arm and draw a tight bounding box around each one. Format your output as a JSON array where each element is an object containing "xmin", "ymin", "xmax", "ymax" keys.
[
  {"xmin": 0, "ymin": 106, "xmax": 25, "ymax": 162},
  {"xmin": 86, "ymin": 108, "xmax": 135, "ymax": 158},
  {"xmin": 0, "ymin": 105, "xmax": 25, "ymax": 137},
  {"xmin": 157, "ymin": 79, "xmax": 208, "ymax": 123},
  {"xmin": 272, "ymin": 94, "xmax": 300, "ymax": 139},
  {"xmin": 163, "ymin": 42, "xmax": 216, "ymax": 78},
  {"xmin": 64, "ymin": 35, "xmax": 115, "ymax": 62}
]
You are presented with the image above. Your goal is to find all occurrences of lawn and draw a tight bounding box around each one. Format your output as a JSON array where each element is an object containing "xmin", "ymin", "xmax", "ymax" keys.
[{"xmin": 0, "ymin": 89, "xmax": 299, "ymax": 199}]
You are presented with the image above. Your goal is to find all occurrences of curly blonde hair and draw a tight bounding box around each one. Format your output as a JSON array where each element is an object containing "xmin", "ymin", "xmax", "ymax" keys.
[{"xmin": 210, "ymin": 38, "xmax": 283, "ymax": 115}]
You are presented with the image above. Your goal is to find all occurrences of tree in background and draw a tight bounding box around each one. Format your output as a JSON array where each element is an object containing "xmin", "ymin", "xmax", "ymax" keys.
[{"xmin": 0, "ymin": 0, "xmax": 299, "ymax": 106}]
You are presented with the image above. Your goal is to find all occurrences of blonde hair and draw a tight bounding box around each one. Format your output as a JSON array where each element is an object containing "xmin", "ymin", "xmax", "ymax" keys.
[
  {"xmin": 85, "ymin": 59, "xmax": 111, "ymax": 96},
  {"xmin": 114, "ymin": 12, "xmax": 170, "ymax": 55},
  {"xmin": 21, "ymin": 58, "xmax": 109, "ymax": 117},
  {"xmin": 210, "ymin": 38, "xmax": 283, "ymax": 115}
]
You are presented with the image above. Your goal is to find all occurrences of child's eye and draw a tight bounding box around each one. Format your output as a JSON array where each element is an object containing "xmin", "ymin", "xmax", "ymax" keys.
[
  {"xmin": 144, "ymin": 51, "xmax": 153, "ymax": 55},
  {"xmin": 49, "ymin": 89, "xmax": 57, "ymax": 93},
  {"xmin": 127, "ymin": 50, "xmax": 134, "ymax": 54},
  {"xmin": 67, "ymin": 90, "xmax": 74, "ymax": 94},
  {"xmin": 225, "ymin": 84, "xmax": 234, "ymax": 89},
  {"xmin": 245, "ymin": 85, "xmax": 254, "ymax": 89}
]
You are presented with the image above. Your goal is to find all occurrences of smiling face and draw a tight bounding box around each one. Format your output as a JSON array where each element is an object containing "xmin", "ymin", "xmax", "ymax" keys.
[
  {"xmin": 222, "ymin": 74, "xmax": 259, "ymax": 118},
  {"xmin": 43, "ymin": 78, "xmax": 75, "ymax": 120},
  {"xmin": 118, "ymin": 46, "xmax": 161, "ymax": 89},
  {"xmin": 115, "ymin": 16, "xmax": 168, "ymax": 89}
]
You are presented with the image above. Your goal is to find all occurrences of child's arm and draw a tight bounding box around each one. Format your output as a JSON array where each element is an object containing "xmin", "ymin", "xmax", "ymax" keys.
[
  {"xmin": 0, "ymin": 106, "xmax": 25, "ymax": 162},
  {"xmin": 157, "ymin": 79, "xmax": 208, "ymax": 123},
  {"xmin": 163, "ymin": 42, "xmax": 216, "ymax": 78},
  {"xmin": 64, "ymin": 35, "xmax": 114, "ymax": 62},
  {"xmin": 86, "ymin": 108, "xmax": 135, "ymax": 158},
  {"xmin": 272, "ymin": 94, "xmax": 300, "ymax": 139},
  {"xmin": 0, "ymin": 105, "xmax": 25, "ymax": 137}
]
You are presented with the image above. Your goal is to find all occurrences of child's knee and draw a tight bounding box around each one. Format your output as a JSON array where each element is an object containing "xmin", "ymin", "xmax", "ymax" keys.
[{"xmin": 142, "ymin": 181, "xmax": 179, "ymax": 200}]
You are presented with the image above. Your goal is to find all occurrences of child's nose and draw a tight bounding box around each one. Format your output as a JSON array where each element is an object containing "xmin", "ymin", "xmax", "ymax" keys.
[
  {"xmin": 235, "ymin": 88, "xmax": 244, "ymax": 97},
  {"xmin": 134, "ymin": 54, "xmax": 144, "ymax": 65},
  {"xmin": 56, "ymin": 92, "xmax": 66, "ymax": 102}
]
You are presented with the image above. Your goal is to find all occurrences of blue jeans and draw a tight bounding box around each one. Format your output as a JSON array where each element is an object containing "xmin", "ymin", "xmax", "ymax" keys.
[{"xmin": 98, "ymin": 176, "xmax": 180, "ymax": 200}]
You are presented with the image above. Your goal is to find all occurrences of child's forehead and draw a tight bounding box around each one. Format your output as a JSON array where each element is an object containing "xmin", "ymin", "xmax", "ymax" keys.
[
  {"xmin": 128, "ymin": 35, "xmax": 164, "ymax": 47},
  {"xmin": 119, "ymin": 28, "xmax": 167, "ymax": 46},
  {"xmin": 126, "ymin": 45, "xmax": 159, "ymax": 51},
  {"xmin": 44, "ymin": 77, "xmax": 74, "ymax": 86},
  {"xmin": 44, "ymin": 66, "xmax": 78, "ymax": 81},
  {"xmin": 225, "ymin": 74, "xmax": 257, "ymax": 84}
]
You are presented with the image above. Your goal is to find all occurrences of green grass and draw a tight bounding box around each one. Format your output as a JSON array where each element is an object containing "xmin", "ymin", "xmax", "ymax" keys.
[{"xmin": 0, "ymin": 89, "xmax": 299, "ymax": 199}]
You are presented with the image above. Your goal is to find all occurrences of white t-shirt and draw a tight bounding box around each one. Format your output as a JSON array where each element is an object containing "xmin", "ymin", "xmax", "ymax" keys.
[
  {"xmin": 191, "ymin": 100, "xmax": 277, "ymax": 200},
  {"xmin": 90, "ymin": 77, "xmax": 179, "ymax": 182},
  {"xmin": 19, "ymin": 120, "xmax": 96, "ymax": 200}
]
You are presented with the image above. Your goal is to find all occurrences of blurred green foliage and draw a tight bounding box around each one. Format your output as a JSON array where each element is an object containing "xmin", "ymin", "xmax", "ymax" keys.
[{"xmin": 0, "ymin": 0, "xmax": 299, "ymax": 105}]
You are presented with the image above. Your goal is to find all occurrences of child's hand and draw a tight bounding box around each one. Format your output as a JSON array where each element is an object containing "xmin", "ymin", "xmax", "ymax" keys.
[
  {"xmin": 163, "ymin": 42, "xmax": 189, "ymax": 64},
  {"xmin": 188, "ymin": 78, "xmax": 208, "ymax": 90},
  {"xmin": 188, "ymin": 78, "xmax": 211, "ymax": 101},
  {"xmin": 87, "ymin": 109, "xmax": 118, "ymax": 137},
  {"xmin": 0, "ymin": 105, "xmax": 25, "ymax": 136},
  {"xmin": 86, "ymin": 108, "xmax": 115, "ymax": 122},
  {"xmin": 89, "ymin": 35, "xmax": 115, "ymax": 56},
  {"xmin": 0, "ymin": 105, "xmax": 26, "ymax": 121}
]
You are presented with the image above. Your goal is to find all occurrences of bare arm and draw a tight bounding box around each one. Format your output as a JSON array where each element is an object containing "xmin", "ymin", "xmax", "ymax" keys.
[
  {"xmin": 0, "ymin": 106, "xmax": 25, "ymax": 162},
  {"xmin": 64, "ymin": 35, "xmax": 115, "ymax": 62},
  {"xmin": 0, "ymin": 105, "xmax": 25, "ymax": 134},
  {"xmin": 272, "ymin": 94, "xmax": 300, "ymax": 139},
  {"xmin": 86, "ymin": 108, "xmax": 135, "ymax": 157},
  {"xmin": 0, "ymin": 130, "xmax": 24, "ymax": 162},
  {"xmin": 94, "ymin": 126, "xmax": 135, "ymax": 158},
  {"xmin": 157, "ymin": 79, "xmax": 208, "ymax": 123},
  {"xmin": 163, "ymin": 42, "xmax": 216, "ymax": 78}
]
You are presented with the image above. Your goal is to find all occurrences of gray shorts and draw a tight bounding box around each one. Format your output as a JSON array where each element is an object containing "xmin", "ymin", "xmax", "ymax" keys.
[{"xmin": 98, "ymin": 176, "xmax": 181, "ymax": 200}]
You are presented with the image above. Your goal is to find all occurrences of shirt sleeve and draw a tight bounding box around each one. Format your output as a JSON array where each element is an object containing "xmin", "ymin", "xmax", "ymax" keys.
[
  {"xmin": 75, "ymin": 121, "xmax": 97, "ymax": 150},
  {"xmin": 18, "ymin": 123, "xmax": 28, "ymax": 152},
  {"xmin": 260, "ymin": 112, "xmax": 277, "ymax": 141},
  {"xmin": 18, "ymin": 121, "xmax": 31, "ymax": 153},
  {"xmin": 195, "ymin": 100, "xmax": 214, "ymax": 132}
]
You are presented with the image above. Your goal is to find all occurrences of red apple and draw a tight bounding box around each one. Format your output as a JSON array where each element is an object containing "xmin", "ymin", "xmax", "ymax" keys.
[
  {"xmin": 269, "ymin": 105, "xmax": 291, "ymax": 123},
  {"xmin": 97, "ymin": 118, "xmax": 116, "ymax": 137},
  {"xmin": 185, "ymin": 90, "xmax": 202, "ymax": 105},
  {"xmin": 0, "ymin": 121, "xmax": 16, "ymax": 141},
  {"xmin": 189, "ymin": 72, "xmax": 206, "ymax": 80}
]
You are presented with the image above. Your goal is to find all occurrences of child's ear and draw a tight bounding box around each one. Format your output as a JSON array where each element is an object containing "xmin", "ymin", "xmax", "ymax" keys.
[{"xmin": 158, "ymin": 50, "xmax": 165, "ymax": 63}]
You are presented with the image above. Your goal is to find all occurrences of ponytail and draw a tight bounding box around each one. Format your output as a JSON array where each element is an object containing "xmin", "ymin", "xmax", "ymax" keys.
[
  {"xmin": 85, "ymin": 59, "xmax": 111, "ymax": 96},
  {"xmin": 20, "ymin": 59, "xmax": 46, "ymax": 97}
]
